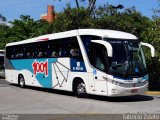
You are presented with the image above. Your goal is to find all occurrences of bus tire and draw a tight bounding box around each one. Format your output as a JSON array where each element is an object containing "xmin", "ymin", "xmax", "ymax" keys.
[
  {"xmin": 18, "ymin": 75, "xmax": 25, "ymax": 88},
  {"xmin": 74, "ymin": 79, "xmax": 87, "ymax": 98}
]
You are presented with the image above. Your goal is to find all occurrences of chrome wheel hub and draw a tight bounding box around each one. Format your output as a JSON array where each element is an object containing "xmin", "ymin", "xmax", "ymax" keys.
[{"xmin": 77, "ymin": 83, "xmax": 86, "ymax": 94}]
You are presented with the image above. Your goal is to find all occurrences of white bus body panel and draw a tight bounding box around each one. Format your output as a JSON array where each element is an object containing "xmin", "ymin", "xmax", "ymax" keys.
[
  {"xmin": 52, "ymin": 58, "xmax": 70, "ymax": 90},
  {"xmin": 5, "ymin": 69, "xmax": 42, "ymax": 87}
]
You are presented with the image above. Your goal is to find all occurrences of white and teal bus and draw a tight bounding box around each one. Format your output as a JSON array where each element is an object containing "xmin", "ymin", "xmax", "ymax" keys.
[{"xmin": 5, "ymin": 29, "xmax": 155, "ymax": 97}]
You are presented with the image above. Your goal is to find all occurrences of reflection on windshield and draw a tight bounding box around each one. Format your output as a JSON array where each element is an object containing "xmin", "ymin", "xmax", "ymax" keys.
[{"xmin": 104, "ymin": 38, "xmax": 147, "ymax": 78}]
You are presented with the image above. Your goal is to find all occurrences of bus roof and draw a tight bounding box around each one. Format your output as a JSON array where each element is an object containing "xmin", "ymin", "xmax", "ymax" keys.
[
  {"xmin": 6, "ymin": 29, "xmax": 138, "ymax": 47},
  {"xmin": 0, "ymin": 50, "xmax": 4, "ymax": 56},
  {"xmin": 0, "ymin": 50, "xmax": 4, "ymax": 52}
]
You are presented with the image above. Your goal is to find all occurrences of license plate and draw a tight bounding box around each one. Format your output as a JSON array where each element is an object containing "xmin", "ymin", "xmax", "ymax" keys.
[{"xmin": 131, "ymin": 89, "xmax": 138, "ymax": 93}]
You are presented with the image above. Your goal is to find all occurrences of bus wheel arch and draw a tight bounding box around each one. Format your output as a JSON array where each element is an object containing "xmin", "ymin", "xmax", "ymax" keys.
[
  {"xmin": 72, "ymin": 77, "xmax": 87, "ymax": 98},
  {"xmin": 18, "ymin": 74, "xmax": 25, "ymax": 88}
]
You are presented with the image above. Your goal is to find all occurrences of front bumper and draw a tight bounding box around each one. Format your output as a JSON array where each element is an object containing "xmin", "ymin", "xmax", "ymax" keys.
[{"xmin": 107, "ymin": 82, "xmax": 148, "ymax": 97}]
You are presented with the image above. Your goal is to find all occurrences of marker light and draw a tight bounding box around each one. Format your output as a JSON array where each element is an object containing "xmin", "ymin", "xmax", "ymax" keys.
[{"xmin": 38, "ymin": 38, "xmax": 49, "ymax": 41}]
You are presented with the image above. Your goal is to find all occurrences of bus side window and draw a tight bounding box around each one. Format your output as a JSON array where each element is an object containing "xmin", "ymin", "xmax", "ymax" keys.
[
  {"xmin": 81, "ymin": 35, "xmax": 102, "ymax": 64},
  {"xmin": 25, "ymin": 45, "xmax": 35, "ymax": 59},
  {"xmin": 50, "ymin": 46, "xmax": 57, "ymax": 57},
  {"xmin": 70, "ymin": 47, "xmax": 80, "ymax": 57},
  {"xmin": 81, "ymin": 35, "xmax": 102, "ymax": 55},
  {"xmin": 15, "ymin": 46, "xmax": 24, "ymax": 59},
  {"xmin": 92, "ymin": 43, "xmax": 108, "ymax": 72},
  {"xmin": 49, "ymin": 38, "xmax": 66, "ymax": 58},
  {"xmin": 65, "ymin": 37, "xmax": 83, "ymax": 60},
  {"xmin": 6, "ymin": 47, "xmax": 12, "ymax": 59},
  {"xmin": 58, "ymin": 47, "xmax": 63, "ymax": 57},
  {"xmin": 37, "ymin": 47, "xmax": 44, "ymax": 58},
  {"xmin": 9, "ymin": 46, "xmax": 24, "ymax": 59},
  {"xmin": 35, "ymin": 41, "xmax": 49, "ymax": 58},
  {"xmin": 11, "ymin": 49, "xmax": 16, "ymax": 59}
]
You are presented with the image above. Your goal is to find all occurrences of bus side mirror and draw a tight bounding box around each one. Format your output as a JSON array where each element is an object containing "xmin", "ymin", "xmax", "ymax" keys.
[
  {"xmin": 140, "ymin": 42, "xmax": 155, "ymax": 57},
  {"xmin": 91, "ymin": 40, "xmax": 113, "ymax": 57}
]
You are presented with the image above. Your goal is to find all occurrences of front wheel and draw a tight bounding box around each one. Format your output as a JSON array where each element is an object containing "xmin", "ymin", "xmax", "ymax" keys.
[
  {"xmin": 75, "ymin": 80, "xmax": 87, "ymax": 98},
  {"xmin": 19, "ymin": 75, "xmax": 25, "ymax": 88}
]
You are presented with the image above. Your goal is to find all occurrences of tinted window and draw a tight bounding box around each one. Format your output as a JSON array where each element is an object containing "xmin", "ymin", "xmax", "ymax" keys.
[
  {"xmin": 25, "ymin": 44, "xmax": 36, "ymax": 59},
  {"xmin": 35, "ymin": 42, "xmax": 48, "ymax": 58},
  {"xmin": 6, "ymin": 36, "xmax": 83, "ymax": 60},
  {"xmin": 92, "ymin": 43, "xmax": 108, "ymax": 72},
  {"xmin": 49, "ymin": 37, "xmax": 83, "ymax": 60},
  {"xmin": 81, "ymin": 35, "xmax": 102, "ymax": 65},
  {"xmin": 49, "ymin": 38, "xmax": 65, "ymax": 58},
  {"xmin": 6, "ymin": 46, "xmax": 25, "ymax": 59},
  {"xmin": 81, "ymin": 35, "xmax": 102, "ymax": 55},
  {"xmin": 6, "ymin": 46, "xmax": 13, "ymax": 59},
  {"xmin": 65, "ymin": 37, "xmax": 83, "ymax": 60}
]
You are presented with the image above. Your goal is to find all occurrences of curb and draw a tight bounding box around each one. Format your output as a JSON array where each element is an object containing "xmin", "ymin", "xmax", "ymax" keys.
[{"xmin": 145, "ymin": 91, "xmax": 160, "ymax": 95}]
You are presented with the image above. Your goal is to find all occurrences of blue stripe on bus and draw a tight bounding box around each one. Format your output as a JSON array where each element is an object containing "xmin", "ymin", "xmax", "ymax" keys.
[{"xmin": 113, "ymin": 76, "xmax": 133, "ymax": 80}]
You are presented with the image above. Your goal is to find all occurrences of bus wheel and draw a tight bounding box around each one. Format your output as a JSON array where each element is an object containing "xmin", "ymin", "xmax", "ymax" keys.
[
  {"xmin": 75, "ymin": 80, "xmax": 87, "ymax": 98},
  {"xmin": 19, "ymin": 75, "xmax": 25, "ymax": 88}
]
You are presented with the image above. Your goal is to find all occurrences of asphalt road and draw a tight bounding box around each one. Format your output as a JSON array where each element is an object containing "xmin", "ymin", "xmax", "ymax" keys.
[{"xmin": 0, "ymin": 79, "xmax": 160, "ymax": 120}]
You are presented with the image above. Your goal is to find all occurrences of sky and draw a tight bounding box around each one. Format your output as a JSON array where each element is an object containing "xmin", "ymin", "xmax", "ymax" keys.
[{"xmin": 0, "ymin": 0, "xmax": 159, "ymax": 22}]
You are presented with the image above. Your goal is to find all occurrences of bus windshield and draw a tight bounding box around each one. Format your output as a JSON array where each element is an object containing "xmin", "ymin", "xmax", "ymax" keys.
[{"xmin": 104, "ymin": 38, "xmax": 147, "ymax": 78}]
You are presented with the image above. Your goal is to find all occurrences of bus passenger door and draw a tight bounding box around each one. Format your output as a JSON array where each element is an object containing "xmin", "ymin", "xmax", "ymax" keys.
[
  {"xmin": 91, "ymin": 43, "xmax": 109, "ymax": 95},
  {"xmin": 93, "ymin": 70, "xmax": 108, "ymax": 95}
]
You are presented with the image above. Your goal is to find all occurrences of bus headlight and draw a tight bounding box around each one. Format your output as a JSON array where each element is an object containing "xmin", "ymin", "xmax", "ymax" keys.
[{"xmin": 102, "ymin": 76, "xmax": 123, "ymax": 86}]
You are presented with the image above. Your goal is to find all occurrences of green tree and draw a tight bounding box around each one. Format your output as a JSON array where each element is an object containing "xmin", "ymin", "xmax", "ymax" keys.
[
  {"xmin": 0, "ymin": 24, "xmax": 10, "ymax": 49},
  {"xmin": 54, "ymin": 0, "xmax": 97, "ymax": 15},
  {"xmin": 51, "ymin": 5, "xmax": 93, "ymax": 32},
  {"xmin": 0, "ymin": 14, "xmax": 7, "ymax": 22},
  {"xmin": 0, "ymin": 15, "xmax": 52, "ymax": 48},
  {"xmin": 8, "ymin": 15, "xmax": 50, "ymax": 41},
  {"xmin": 0, "ymin": 14, "xmax": 10, "ymax": 49},
  {"xmin": 94, "ymin": 5, "xmax": 151, "ymax": 37},
  {"xmin": 139, "ymin": 0, "xmax": 160, "ymax": 90}
]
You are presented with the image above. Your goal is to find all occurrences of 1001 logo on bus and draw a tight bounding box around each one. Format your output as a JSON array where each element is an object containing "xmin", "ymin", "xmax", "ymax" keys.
[{"xmin": 32, "ymin": 59, "xmax": 48, "ymax": 77}]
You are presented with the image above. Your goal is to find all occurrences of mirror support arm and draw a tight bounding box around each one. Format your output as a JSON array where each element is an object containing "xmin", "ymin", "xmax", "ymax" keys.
[
  {"xmin": 91, "ymin": 40, "xmax": 113, "ymax": 57},
  {"xmin": 140, "ymin": 42, "xmax": 155, "ymax": 57}
]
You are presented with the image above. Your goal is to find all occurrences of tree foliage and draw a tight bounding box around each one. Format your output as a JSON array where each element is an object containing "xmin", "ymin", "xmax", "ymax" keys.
[
  {"xmin": 0, "ymin": 15, "xmax": 51, "ymax": 48},
  {"xmin": 55, "ymin": 0, "xmax": 97, "ymax": 15},
  {"xmin": 0, "ymin": 14, "xmax": 7, "ymax": 22},
  {"xmin": 51, "ymin": 5, "xmax": 94, "ymax": 32}
]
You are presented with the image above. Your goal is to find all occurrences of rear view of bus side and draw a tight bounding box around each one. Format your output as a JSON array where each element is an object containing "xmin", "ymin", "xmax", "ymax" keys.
[{"xmin": 5, "ymin": 29, "xmax": 155, "ymax": 97}]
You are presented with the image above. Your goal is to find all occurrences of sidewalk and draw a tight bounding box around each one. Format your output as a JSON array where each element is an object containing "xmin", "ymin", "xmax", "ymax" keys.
[{"xmin": 145, "ymin": 91, "xmax": 160, "ymax": 95}]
